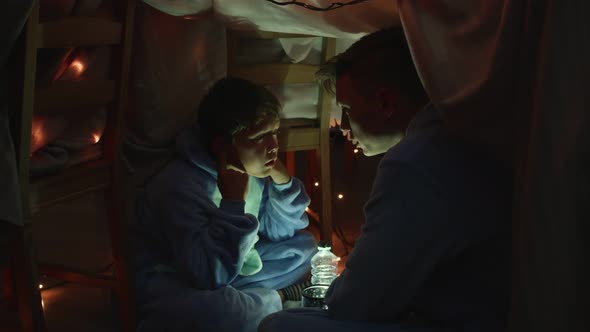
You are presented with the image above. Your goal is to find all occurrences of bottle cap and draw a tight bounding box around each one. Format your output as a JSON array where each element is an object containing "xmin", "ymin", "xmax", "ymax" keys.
[{"xmin": 317, "ymin": 240, "xmax": 331, "ymax": 250}]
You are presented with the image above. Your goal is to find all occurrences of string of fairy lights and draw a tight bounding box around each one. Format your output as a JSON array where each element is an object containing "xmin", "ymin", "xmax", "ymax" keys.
[{"xmin": 264, "ymin": 0, "xmax": 370, "ymax": 11}]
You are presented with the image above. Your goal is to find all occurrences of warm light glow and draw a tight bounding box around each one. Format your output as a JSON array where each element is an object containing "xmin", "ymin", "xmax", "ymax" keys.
[
  {"xmin": 38, "ymin": 284, "xmax": 43, "ymax": 289},
  {"xmin": 92, "ymin": 133, "xmax": 101, "ymax": 144},
  {"xmin": 41, "ymin": 299, "xmax": 45, "ymax": 309},
  {"xmin": 353, "ymin": 148, "xmax": 359, "ymax": 154},
  {"xmin": 337, "ymin": 194, "xmax": 344, "ymax": 199},
  {"xmin": 304, "ymin": 207, "xmax": 320, "ymax": 222},
  {"xmin": 30, "ymin": 116, "xmax": 46, "ymax": 153},
  {"xmin": 314, "ymin": 182, "xmax": 319, "ymax": 187},
  {"xmin": 70, "ymin": 60, "xmax": 85, "ymax": 75}
]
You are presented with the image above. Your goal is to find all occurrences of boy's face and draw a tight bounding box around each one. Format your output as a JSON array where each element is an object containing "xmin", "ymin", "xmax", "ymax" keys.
[{"xmin": 233, "ymin": 115, "xmax": 280, "ymax": 178}]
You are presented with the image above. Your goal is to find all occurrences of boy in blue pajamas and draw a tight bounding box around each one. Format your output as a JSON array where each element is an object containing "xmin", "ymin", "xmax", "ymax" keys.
[{"xmin": 131, "ymin": 77, "xmax": 316, "ymax": 331}]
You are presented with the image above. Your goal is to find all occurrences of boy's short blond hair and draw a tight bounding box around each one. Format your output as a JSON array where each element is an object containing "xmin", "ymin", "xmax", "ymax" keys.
[{"xmin": 197, "ymin": 77, "xmax": 280, "ymax": 147}]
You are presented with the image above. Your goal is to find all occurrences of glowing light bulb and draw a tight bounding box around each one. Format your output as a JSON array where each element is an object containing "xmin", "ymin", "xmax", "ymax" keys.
[
  {"xmin": 38, "ymin": 284, "xmax": 43, "ymax": 289},
  {"xmin": 337, "ymin": 194, "xmax": 343, "ymax": 199},
  {"xmin": 70, "ymin": 60, "xmax": 85, "ymax": 75},
  {"xmin": 92, "ymin": 133, "xmax": 101, "ymax": 144},
  {"xmin": 314, "ymin": 182, "xmax": 319, "ymax": 187},
  {"xmin": 353, "ymin": 148, "xmax": 359, "ymax": 154}
]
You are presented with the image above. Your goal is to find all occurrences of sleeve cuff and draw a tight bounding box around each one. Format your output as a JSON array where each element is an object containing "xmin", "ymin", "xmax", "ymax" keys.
[
  {"xmin": 219, "ymin": 199, "xmax": 246, "ymax": 215},
  {"xmin": 271, "ymin": 177, "xmax": 294, "ymax": 191}
]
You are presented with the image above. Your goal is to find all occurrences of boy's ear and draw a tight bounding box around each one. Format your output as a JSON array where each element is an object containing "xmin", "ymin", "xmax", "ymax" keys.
[{"xmin": 376, "ymin": 88, "xmax": 398, "ymax": 119}]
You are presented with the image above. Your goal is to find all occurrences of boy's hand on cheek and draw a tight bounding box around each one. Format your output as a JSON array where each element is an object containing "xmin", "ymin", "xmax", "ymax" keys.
[
  {"xmin": 217, "ymin": 146, "xmax": 249, "ymax": 202},
  {"xmin": 269, "ymin": 159, "xmax": 291, "ymax": 185}
]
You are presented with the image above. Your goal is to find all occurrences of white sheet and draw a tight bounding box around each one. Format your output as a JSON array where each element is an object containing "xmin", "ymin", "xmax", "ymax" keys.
[
  {"xmin": 235, "ymin": 35, "xmax": 352, "ymax": 126},
  {"xmin": 399, "ymin": 2, "xmax": 590, "ymax": 329},
  {"xmin": 128, "ymin": 4, "xmax": 226, "ymax": 147},
  {"xmin": 1, "ymin": 0, "xmax": 33, "ymax": 226},
  {"xmin": 266, "ymin": 83, "xmax": 340, "ymax": 127},
  {"xmin": 130, "ymin": 1, "xmax": 394, "ymax": 149},
  {"xmin": 215, "ymin": 0, "xmax": 399, "ymax": 39},
  {"xmin": 235, "ymin": 37, "xmax": 286, "ymax": 65},
  {"xmin": 142, "ymin": 0, "xmax": 212, "ymax": 16},
  {"xmin": 142, "ymin": 0, "xmax": 398, "ymax": 36},
  {"xmin": 267, "ymin": 84, "xmax": 319, "ymax": 120}
]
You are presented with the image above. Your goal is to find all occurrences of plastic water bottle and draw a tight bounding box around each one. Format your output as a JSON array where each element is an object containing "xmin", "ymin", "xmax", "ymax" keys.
[{"xmin": 310, "ymin": 241, "xmax": 339, "ymax": 286}]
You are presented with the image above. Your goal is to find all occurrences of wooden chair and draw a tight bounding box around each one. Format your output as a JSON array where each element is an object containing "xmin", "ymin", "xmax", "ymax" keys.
[
  {"xmin": 227, "ymin": 30, "xmax": 335, "ymax": 242},
  {"xmin": 12, "ymin": 0, "xmax": 138, "ymax": 330}
]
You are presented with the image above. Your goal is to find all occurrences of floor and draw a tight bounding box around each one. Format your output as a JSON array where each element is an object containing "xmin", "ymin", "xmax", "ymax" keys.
[{"xmin": 32, "ymin": 136, "xmax": 383, "ymax": 332}]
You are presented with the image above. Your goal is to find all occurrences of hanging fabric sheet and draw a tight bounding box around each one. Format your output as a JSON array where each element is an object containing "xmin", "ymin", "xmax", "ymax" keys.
[
  {"xmin": 0, "ymin": 0, "xmax": 34, "ymax": 226},
  {"xmin": 397, "ymin": 1, "xmax": 590, "ymax": 330}
]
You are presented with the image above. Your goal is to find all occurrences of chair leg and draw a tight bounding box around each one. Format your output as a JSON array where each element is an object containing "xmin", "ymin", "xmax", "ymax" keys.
[
  {"xmin": 110, "ymin": 243, "xmax": 136, "ymax": 332},
  {"xmin": 319, "ymin": 145, "xmax": 333, "ymax": 243},
  {"xmin": 11, "ymin": 226, "xmax": 45, "ymax": 332},
  {"xmin": 305, "ymin": 150, "xmax": 318, "ymax": 200},
  {"xmin": 105, "ymin": 186, "xmax": 136, "ymax": 332},
  {"xmin": 111, "ymin": 260, "xmax": 135, "ymax": 332}
]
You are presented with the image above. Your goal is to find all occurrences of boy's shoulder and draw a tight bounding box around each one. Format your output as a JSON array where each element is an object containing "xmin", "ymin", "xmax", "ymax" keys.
[{"xmin": 145, "ymin": 156, "xmax": 216, "ymax": 202}]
